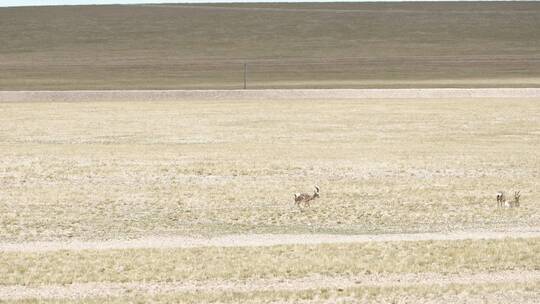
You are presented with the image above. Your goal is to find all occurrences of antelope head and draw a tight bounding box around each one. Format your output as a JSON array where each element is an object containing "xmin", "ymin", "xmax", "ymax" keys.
[
  {"xmin": 313, "ymin": 185, "xmax": 320, "ymax": 198},
  {"xmin": 294, "ymin": 185, "xmax": 320, "ymax": 208}
]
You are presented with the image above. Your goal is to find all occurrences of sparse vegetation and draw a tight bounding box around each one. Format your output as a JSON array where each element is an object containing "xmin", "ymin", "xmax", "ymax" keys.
[
  {"xmin": 0, "ymin": 95, "xmax": 538, "ymax": 302},
  {"xmin": 5, "ymin": 281, "xmax": 540, "ymax": 304},
  {"xmin": 1, "ymin": 238, "xmax": 538, "ymax": 285},
  {"xmin": 1, "ymin": 2, "xmax": 539, "ymax": 302},
  {"xmin": 1, "ymin": 238, "xmax": 539, "ymax": 302},
  {"xmin": 0, "ymin": 98, "xmax": 538, "ymax": 242}
]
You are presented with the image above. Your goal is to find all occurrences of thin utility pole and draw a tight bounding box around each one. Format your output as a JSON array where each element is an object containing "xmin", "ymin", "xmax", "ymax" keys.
[{"xmin": 243, "ymin": 62, "xmax": 247, "ymax": 90}]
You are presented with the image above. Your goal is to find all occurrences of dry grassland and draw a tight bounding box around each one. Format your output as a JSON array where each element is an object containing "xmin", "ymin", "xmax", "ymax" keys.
[
  {"xmin": 0, "ymin": 95, "xmax": 539, "ymax": 302},
  {"xmin": 5, "ymin": 282, "xmax": 540, "ymax": 304},
  {"xmin": 7, "ymin": 282, "xmax": 538, "ymax": 304},
  {"xmin": 1, "ymin": 238, "xmax": 539, "ymax": 302},
  {"xmin": 0, "ymin": 97, "xmax": 539, "ymax": 242},
  {"xmin": 2, "ymin": 238, "xmax": 539, "ymax": 285}
]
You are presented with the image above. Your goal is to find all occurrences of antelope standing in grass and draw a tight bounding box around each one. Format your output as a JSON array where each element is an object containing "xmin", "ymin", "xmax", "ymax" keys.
[
  {"xmin": 497, "ymin": 191, "xmax": 520, "ymax": 208},
  {"xmin": 294, "ymin": 185, "xmax": 320, "ymax": 208},
  {"xmin": 513, "ymin": 191, "xmax": 521, "ymax": 207},
  {"xmin": 496, "ymin": 191, "xmax": 505, "ymax": 208}
]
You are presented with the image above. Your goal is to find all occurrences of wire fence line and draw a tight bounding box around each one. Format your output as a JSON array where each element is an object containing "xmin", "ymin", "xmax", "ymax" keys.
[
  {"xmin": 4, "ymin": 54, "xmax": 539, "ymax": 90},
  {"xmin": 140, "ymin": 55, "xmax": 539, "ymax": 89}
]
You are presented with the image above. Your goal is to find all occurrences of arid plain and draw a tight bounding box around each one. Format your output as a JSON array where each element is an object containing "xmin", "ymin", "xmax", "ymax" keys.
[
  {"xmin": 1, "ymin": 91, "xmax": 539, "ymax": 302},
  {"xmin": 1, "ymin": 95, "xmax": 540, "ymax": 241},
  {"xmin": 1, "ymin": 1, "xmax": 540, "ymax": 303}
]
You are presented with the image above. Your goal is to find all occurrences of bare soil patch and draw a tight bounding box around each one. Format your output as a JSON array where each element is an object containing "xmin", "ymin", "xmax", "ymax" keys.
[
  {"xmin": 2, "ymin": 88, "xmax": 540, "ymax": 103},
  {"xmin": 2, "ymin": 229, "xmax": 539, "ymax": 252}
]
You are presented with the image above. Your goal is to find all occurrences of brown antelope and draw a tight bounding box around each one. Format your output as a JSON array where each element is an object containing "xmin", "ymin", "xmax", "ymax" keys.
[
  {"xmin": 294, "ymin": 185, "xmax": 320, "ymax": 208},
  {"xmin": 497, "ymin": 191, "xmax": 521, "ymax": 208}
]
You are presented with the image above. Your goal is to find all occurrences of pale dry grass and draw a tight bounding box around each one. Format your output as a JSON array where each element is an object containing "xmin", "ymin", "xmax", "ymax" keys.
[
  {"xmin": 0, "ymin": 98, "xmax": 539, "ymax": 241},
  {"xmin": 4, "ymin": 282, "xmax": 540, "ymax": 304},
  {"xmin": 1, "ymin": 238, "xmax": 539, "ymax": 302},
  {"xmin": 1, "ymin": 236, "xmax": 538, "ymax": 285}
]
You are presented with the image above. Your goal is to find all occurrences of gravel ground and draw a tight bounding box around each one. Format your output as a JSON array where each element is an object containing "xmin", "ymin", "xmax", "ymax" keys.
[
  {"xmin": 1, "ymin": 229, "xmax": 539, "ymax": 252},
  {"xmin": 2, "ymin": 88, "xmax": 540, "ymax": 103}
]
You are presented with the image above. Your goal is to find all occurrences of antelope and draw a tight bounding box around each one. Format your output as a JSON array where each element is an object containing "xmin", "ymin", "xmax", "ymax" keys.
[
  {"xmin": 496, "ymin": 191, "xmax": 506, "ymax": 208},
  {"xmin": 294, "ymin": 185, "xmax": 320, "ymax": 208},
  {"xmin": 497, "ymin": 191, "xmax": 521, "ymax": 208},
  {"xmin": 513, "ymin": 191, "xmax": 521, "ymax": 207}
]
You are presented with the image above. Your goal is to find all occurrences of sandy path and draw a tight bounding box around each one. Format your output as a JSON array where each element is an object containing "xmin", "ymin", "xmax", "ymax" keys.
[
  {"xmin": 1, "ymin": 88, "xmax": 540, "ymax": 102},
  {"xmin": 1, "ymin": 270, "xmax": 539, "ymax": 300},
  {"xmin": 2, "ymin": 229, "xmax": 539, "ymax": 253}
]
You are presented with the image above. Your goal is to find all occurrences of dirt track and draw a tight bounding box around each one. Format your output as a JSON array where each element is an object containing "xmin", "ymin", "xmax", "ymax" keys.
[
  {"xmin": 2, "ymin": 270, "xmax": 538, "ymax": 301},
  {"xmin": 1, "ymin": 229, "xmax": 539, "ymax": 252},
  {"xmin": 1, "ymin": 88, "xmax": 540, "ymax": 103}
]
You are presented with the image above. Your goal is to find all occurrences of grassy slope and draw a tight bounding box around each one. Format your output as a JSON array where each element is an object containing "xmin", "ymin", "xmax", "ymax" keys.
[
  {"xmin": 0, "ymin": 98, "xmax": 539, "ymax": 242},
  {"xmin": 0, "ymin": 2, "xmax": 539, "ymax": 89}
]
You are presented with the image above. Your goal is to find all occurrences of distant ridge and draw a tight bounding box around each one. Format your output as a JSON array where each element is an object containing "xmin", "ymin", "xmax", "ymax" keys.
[{"xmin": 1, "ymin": 0, "xmax": 533, "ymax": 8}]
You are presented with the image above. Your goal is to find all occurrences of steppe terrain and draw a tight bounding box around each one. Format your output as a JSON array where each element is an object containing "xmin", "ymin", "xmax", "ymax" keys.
[
  {"xmin": 0, "ymin": 90, "xmax": 539, "ymax": 302},
  {"xmin": 1, "ymin": 1, "xmax": 539, "ymax": 302},
  {"xmin": 0, "ymin": 2, "xmax": 539, "ymax": 89}
]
